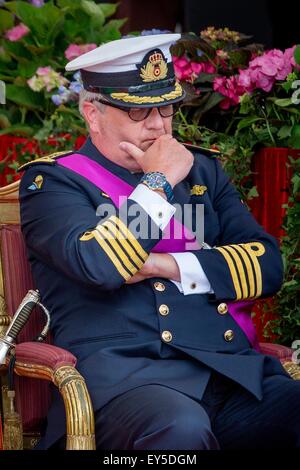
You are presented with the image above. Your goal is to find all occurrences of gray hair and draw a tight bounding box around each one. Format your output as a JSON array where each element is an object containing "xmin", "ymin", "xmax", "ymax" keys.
[{"xmin": 79, "ymin": 89, "xmax": 107, "ymax": 117}]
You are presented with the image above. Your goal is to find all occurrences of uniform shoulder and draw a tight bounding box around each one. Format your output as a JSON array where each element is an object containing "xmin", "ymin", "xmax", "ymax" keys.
[{"xmin": 17, "ymin": 150, "xmax": 73, "ymax": 172}]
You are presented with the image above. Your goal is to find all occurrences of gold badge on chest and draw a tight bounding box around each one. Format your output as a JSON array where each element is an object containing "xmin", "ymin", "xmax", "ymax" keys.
[{"xmin": 190, "ymin": 185, "xmax": 208, "ymax": 196}]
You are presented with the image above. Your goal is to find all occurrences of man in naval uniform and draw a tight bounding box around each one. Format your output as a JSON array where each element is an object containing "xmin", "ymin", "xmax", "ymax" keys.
[{"xmin": 19, "ymin": 34, "xmax": 300, "ymax": 449}]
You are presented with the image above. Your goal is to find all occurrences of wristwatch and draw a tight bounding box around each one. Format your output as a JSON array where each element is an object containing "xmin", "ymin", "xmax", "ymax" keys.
[{"xmin": 140, "ymin": 172, "xmax": 174, "ymax": 203}]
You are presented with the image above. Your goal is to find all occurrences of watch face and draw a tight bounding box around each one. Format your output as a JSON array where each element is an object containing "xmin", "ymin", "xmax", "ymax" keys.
[{"xmin": 147, "ymin": 173, "xmax": 166, "ymax": 188}]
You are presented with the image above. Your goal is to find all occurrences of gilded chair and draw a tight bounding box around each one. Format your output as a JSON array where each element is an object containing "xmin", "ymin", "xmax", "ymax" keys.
[
  {"xmin": 0, "ymin": 180, "xmax": 95, "ymax": 450},
  {"xmin": 0, "ymin": 180, "xmax": 299, "ymax": 450}
]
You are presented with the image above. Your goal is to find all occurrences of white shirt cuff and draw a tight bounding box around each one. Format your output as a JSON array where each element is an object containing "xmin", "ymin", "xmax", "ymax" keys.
[
  {"xmin": 129, "ymin": 183, "xmax": 176, "ymax": 231},
  {"xmin": 169, "ymin": 252, "xmax": 213, "ymax": 295}
]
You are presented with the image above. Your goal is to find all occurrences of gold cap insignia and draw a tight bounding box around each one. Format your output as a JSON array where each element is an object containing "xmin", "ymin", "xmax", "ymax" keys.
[
  {"xmin": 190, "ymin": 185, "xmax": 207, "ymax": 196},
  {"xmin": 139, "ymin": 50, "xmax": 168, "ymax": 83}
]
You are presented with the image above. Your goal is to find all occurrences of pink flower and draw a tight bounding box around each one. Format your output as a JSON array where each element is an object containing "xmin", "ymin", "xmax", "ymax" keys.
[
  {"xmin": 213, "ymin": 75, "xmax": 245, "ymax": 109},
  {"xmin": 65, "ymin": 43, "xmax": 97, "ymax": 61},
  {"xmin": 173, "ymin": 55, "xmax": 216, "ymax": 83},
  {"xmin": 202, "ymin": 62, "xmax": 217, "ymax": 74},
  {"xmin": 237, "ymin": 47, "xmax": 294, "ymax": 94},
  {"xmin": 284, "ymin": 45, "xmax": 299, "ymax": 69},
  {"xmin": 5, "ymin": 23, "xmax": 29, "ymax": 42},
  {"xmin": 36, "ymin": 67, "xmax": 52, "ymax": 76},
  {"xmin": 190, "ymin": 62, "xmax": 203, "ymax": 75}
]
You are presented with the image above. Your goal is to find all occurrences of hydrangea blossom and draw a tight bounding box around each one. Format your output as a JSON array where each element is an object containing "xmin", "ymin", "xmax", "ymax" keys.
[
  {"xmin": 238, "ymin": 47, "xmax": 295, "ymax": 93},
  {"xmin": 51, "ymin": 72, "xmax": 83, "ymax": 106},
  {"xmin": 28, "ymin": 67, "xmax": 69, "ymax": 92},
  {"xmin": 213, "ymin": 75, "xmax": 246, "ymax": 109},
  {"xmin": 173, "ymin": 55, "xmax": 216, "ymax": 82},
  {"xmin": 5, "ymin": 23, "xmax": 29, "ymax": 41},
  {"xmin": 64, "ymin": 44, "xmax": 97, "ymax": 61}
]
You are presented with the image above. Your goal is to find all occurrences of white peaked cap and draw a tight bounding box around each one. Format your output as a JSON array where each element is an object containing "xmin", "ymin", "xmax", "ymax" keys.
[{"xmin": 65, "ymin": 34, "xmax": 181, "ymax": 72}]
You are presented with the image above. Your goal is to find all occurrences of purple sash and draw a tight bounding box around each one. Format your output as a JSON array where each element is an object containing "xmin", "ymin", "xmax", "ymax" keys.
[{"xmin": 58, "ymin": 153, "xmax": 260, "ymax": 350}]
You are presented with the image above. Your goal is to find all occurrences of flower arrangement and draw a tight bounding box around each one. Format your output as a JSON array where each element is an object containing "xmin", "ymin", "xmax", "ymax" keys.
[
  {"xmin": 172, "ymin": 28, "xmax": 300, "ymax": 345},
  {"xmin": 0, "ymin": 0, "xmax": 125, "ymax": 140},
  {"xmin": 171, "ymin": 28, "xmax": 300, "ymax": 149}
]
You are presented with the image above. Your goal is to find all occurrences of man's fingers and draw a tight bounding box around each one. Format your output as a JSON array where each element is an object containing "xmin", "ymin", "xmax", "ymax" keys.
[{"xmin": 119, "ymin": 141, "xmax": 144, "ymax": 160}]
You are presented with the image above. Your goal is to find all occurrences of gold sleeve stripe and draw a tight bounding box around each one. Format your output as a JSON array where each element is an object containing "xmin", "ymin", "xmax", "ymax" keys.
[
  {"xmin": 230, "ymin": 244, "xmax": 256, "ymax": 298},
  {"xmin": 91, "ymin": 230, "xmax": 132, "ymax": 281},
  {"xmin": 100, "ymin": 220, "xmax": 144, "ymax": 269},
  {"xmin": 97, "ymin": 224, "xmax": 138, "ymax": 275},
  {"xmin": 223, "ymin": 246, "xmax": 249, "ymax": 299},
  {"xmin": 216, "ymin": 246, "xmax": 242, "ymax": 300},
  {"xmin": 241, "ymin": 243, "xmax": 265, "ymax": 298},
  {"xmin": 216, "ymin": 242, "xmax": 265, "ymax": 300},
  {"xmin": 109, "ymin": 216, "xmax": 148, "ymax": 261}
]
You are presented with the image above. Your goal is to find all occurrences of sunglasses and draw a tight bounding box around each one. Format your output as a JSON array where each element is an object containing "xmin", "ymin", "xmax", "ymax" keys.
[{"xmin": 92, "ymin": 98, "xmax": 181, "ymax": 122}]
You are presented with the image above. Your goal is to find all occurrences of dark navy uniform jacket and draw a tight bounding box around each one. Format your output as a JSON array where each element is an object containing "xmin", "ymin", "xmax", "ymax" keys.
[{"xmin": 19, "ymin": 137, "xmax": 288, "ymax": 448}]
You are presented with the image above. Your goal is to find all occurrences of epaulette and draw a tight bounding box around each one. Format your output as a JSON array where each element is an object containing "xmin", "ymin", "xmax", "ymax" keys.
[
  {"xmin": 17, "ymin": 151, "xmax": 73, "ymax": 172},
  {"xmin": 183, "ymin": 142, "xmax": 220, "ymax": 157}
]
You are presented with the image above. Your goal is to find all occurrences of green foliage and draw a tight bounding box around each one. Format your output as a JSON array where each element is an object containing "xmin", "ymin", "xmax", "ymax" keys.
[
  {"xmin": 0, "ymin": 0, "xmax": 125, "ymax": 139},
  {"xmin": 264, "ymin": 158, "xmax": 300, "ymax": 345}
]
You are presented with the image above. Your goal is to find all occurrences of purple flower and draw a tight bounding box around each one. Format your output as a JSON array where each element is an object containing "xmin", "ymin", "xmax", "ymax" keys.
[
  {"xmin": 69, "ymin": 81, "xmax": 83, "ymax": 94},
  {"xmin": 51, "ymin": 94, "xmax": 63, "ymax": 106},
  {"xmin": 140, "ymin": 29, "xmax": 171, "ymax": 36},
  {"xmin": 29, "ymin": 0, "xmax": 44, "ymax": 6}
]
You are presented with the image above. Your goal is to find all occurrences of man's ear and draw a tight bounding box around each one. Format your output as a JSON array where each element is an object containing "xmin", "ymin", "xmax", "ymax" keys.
[{"xmin": 81, "ymin": 101, "xmax": 101, "ymax": 133}]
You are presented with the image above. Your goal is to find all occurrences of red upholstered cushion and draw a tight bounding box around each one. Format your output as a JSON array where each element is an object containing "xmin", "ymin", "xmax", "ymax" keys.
[
  {"xmin": 259, "ymin": 342, "xmax": 293, "ymax": 363},
  {"xmin": 15, "ymin": 342, "xmax": 76, "ymax": 370},
  {"xmin": 0, "ymin": 225, "xmax": 52, "ymax": 431}
]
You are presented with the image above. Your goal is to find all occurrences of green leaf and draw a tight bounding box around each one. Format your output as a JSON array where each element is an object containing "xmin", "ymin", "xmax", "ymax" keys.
[
  {"xmin": 0, "ymin": 124, "xmax": 34, "ymax": 137},
  {"xmin": 17, "ymin": 61, "xmax": 42, "ymax": 79},
  {"xmin": 100, "ymin": 3, "xmax": 118, "ymax": 18},
  {"xmin": 294, "ymin": 45, "xmax": 300, "ymax": 66},
  {"xmin": 96, "ymin": 19, "xmax": 125, "ymax": 43},
  {"xmin": 247, "ymin": 186, "xmax": 259, "ymax": 199},
  {"xmin": 16, "ymin": 1, "xmax": 62, "ymax": 46},
  {"xmin": 0, "ymin": 113, "xmax": 11, "ymax": 129},
  {"xmin": 198, "ymin": 92, "xmax": 224, "ymax": 114},
  {"xmin": 274, "ymin": 98, "xmax": 293, "ymax": 107},
  {"xmin": 237, "ymin": 116, "xmax": 262, "ymax": 131},
  {"xmin": 277, "ymin": 125, "xmax": 292, "ymax": 140},
  {"xmin": 6, "ymin": 84, "xmax": 44, "ymax": 109},
  {"xmin": 0, "ymin": 9, "xmax": 14, "ymax": 34},
  {"xmin": 56, "ymin": 0, "xmax": 75, "ymax": 8},
  {"xmin": 3, "ymin": 40, "xmax": 31, "ymax": 61},
  {"xmin": 1, "ymin": 1, "xmax": 18, "ymax": 14},
  {"xmin": 289, "ymin": 124, "xmax": 300, "ymax": 149},
  {"xmin": 0, "ymin": 46, "xmax": 12, "ymax": 64},
  {"xmin": 80, "ymin": 0, "xmax": 105, "ymax": 26},
  {"xmin": 194, "ymin": 72, "xmax": 219, "ymax": 84}
]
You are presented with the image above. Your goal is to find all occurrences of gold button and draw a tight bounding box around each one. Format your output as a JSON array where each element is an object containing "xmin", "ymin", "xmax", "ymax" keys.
[
  {"xmin": 162, "ymin": 330, "xmax": 172, "ymax": 343},
  {"xmin": 154, "ymin": 282, "xmax": 165, "ymax": 292},
  {"xmin": 217, "ymin": 303, "xmax": 228, "ymax": 315},
  {"xmin": 224, "ymin": 330, "xmax": 234, "ymax": 342},
  {"xmin": 190, "ymin": 282, "xmax": 197, "ymax": 290},
  {"xmin": 159, "ymin": 304, "xmax": 169, "ymax": 316}
]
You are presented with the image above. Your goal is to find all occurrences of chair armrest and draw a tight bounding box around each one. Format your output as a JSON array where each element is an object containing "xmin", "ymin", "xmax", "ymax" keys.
[
  {"xmin": 9, "ymin": 342, "xmax": 95, "ymax": 450},
  {"xmin": 259, "ymin": 342, "xmax": 300, "ymax": 380},
  {"xmin": 259, "ymin": 342, "xmax": 293, "ymax": 362}
]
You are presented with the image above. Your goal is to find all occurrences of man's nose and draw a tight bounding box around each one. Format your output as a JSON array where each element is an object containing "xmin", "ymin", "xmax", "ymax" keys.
[{"xmin": 145, "ymin": 108, "xmax": 165, "ymax": 129}]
